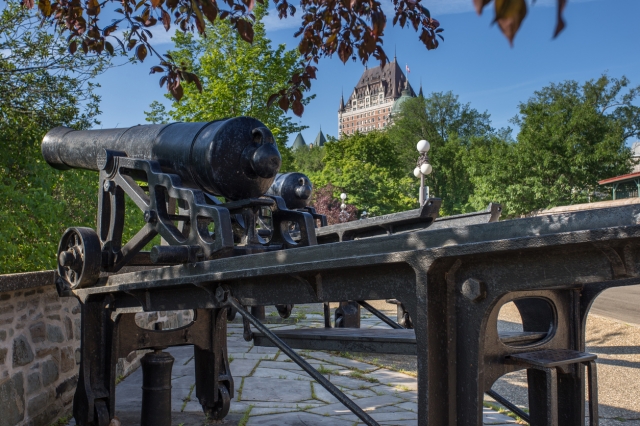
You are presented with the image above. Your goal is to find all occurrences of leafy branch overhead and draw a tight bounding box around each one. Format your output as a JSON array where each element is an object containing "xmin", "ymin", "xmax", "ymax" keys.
[{"xmin": 28, "ymin": 0, "xmax": 568, "ymax": 116}]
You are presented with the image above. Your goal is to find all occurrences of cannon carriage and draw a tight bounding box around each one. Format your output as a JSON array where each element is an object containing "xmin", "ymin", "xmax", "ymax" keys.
[{"xmin": 43, "ymin": 119, "xmax": 637, "ymax": 426}]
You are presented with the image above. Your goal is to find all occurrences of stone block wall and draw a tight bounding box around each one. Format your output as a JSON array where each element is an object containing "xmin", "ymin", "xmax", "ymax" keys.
[{"xmin": 0, "ymin": 272, "xmax": 194, "ymax": 426}]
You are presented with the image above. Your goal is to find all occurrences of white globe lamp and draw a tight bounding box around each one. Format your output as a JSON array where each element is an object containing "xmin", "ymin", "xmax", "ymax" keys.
[
  {"xmin": 417, "ymin": 140, "xmax": 430, "ymax": 153},
  {"xmin": 413, "ymin": 167, "xmax": 421, "ymax": 178},
  {"xmin": 420, "ymin": 163, "xmax": 432, "ymax": 175}
]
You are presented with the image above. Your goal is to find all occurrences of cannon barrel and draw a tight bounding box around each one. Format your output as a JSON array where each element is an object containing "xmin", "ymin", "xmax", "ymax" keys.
[
  {"xmin": 41, "ymin": 117, "xmax": 281, "ymax": 200},
  {"xmin": 266, "ymin": 172, "xmax": 313, "ymax": 209}
]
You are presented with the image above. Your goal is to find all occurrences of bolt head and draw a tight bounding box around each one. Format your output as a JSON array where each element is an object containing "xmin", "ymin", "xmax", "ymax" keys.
[
  {"xmin": 143, "ymin": 210, "xmax": 157, "ymax": 223},
  {"xmin": 103, "ymin": 180, "xmax": 114, "ymax": 192},
  {"xmin": 461, "ymin": 278, "xmax": 486, "ymax": 302}
]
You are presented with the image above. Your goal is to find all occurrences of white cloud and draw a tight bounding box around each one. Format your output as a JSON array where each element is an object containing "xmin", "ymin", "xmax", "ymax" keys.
[{"xmin": 262, "ymin": 8, "xmax": 301, "ymax": 32}]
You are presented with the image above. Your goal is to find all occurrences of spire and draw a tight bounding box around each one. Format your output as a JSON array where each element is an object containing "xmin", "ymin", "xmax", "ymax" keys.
[
  {"xmin": 419, "ymin": 78, "xmax": 423, "ymax": 98},
  {"xmin": 339, "ymin": 89, "xmax": 345, "ymax": 112},
  {"xmin": 394, "ymin": 45, "xmax": 397, "ymax": 63},
  {"xmin": 292, "ymin": 133, "xmax": 307, "ymax": 151},
  {"xmin": 314, "ymin": 129, "xmax": 326, "ymax": 147}
]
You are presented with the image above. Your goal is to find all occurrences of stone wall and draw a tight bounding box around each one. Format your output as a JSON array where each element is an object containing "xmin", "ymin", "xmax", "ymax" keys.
[{"xmin": 0, "ymin": 272, "xmax": 193, "ymax": 426}]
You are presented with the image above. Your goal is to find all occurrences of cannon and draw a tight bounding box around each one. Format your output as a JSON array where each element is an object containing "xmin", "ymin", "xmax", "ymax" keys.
[{"xmin": 43, "ymin": 118, "xmax": 318, "ymax": 290}]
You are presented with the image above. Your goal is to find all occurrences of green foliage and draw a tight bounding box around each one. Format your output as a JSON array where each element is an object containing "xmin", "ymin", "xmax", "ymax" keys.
[
  {"xmin": 312, "ymin": 132, "xmax": 418, "ymax": 217},
  {"xmin": 389, "ymin": 92, "xmax": 494, "ymax": 215},
  {"xmin": 144, "ymin": 4, "xmax": 313, "ymax": 172},
  {"xmin": 0, "ymin": 2, "xmax": 109, "ymax": 273},
  {"xmin": 292, "ymin": 145, "xmax": 325, "ymax": 175},
  {"xmin": 467, "ymin": 75, "xmax": 638, "ymax": 217}
]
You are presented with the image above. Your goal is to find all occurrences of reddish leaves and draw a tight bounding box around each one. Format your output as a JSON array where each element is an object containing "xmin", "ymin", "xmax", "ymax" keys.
[
  {"xmin": 34, "ymin": 0, "xmax": 570, "ymax": 114},
  {"xmin": 475, "ymin": 0, "xmax": 567, "ymax": 44},
  {"xmin": 554, "ymin": 0, "xmax": 567, "ymax": 38},
  {"xmin": 136, "ymin": 44, "xmax": 148, "ymax": 61},
  {"xmin": 235, "ymin": 19, "xmax": 254, "ymax": 43}
]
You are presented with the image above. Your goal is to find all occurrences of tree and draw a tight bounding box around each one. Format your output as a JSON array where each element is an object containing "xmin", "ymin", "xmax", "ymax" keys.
[
  {"xmin": 29, "ymin": 0, "xmax": 570, "ymax": 115},
  {"xmin": 467, "ymin": 75, "xmax": 639, "ymax": 217},
  {"xmin": 389, "ymin": 92, "xmax": 494, "ymax": 215},
  {"xmin": 311, "ymin": 183, "xmax": 357, "ymax": 225},
  {"xmin": 0, "ymin": 2, "xmax": 109, "ymax": 272},
  {"xmin": 144, "ymin": 5, "xmax": 310, "ymax": 171},
  {"xmin": 312, "ymin": 131, "xmax": 418, "ymax": 216},
  {"xmin": 292, "ymin": 145, "xmax": 325, "ymax": 175}
]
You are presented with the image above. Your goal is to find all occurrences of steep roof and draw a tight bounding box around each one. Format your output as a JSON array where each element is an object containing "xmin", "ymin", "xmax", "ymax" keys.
[
  {"xmin": 292, "ymin": 133, "xmax": 307, "ymax": 151},
  {"xmin": 346, "ymin": 60, "xmax": 414, "ymax": 106},
  {"xmin": 313, "ymin": 129, "xmax": 326, "ymax": 147}
]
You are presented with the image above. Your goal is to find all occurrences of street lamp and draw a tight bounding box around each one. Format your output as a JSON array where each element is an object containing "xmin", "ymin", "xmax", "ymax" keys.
[
  {"xmin": 339, "ymin": 193, "xmax": 349, "ymax": 223},
  {"xmin": 413, "ymin": 140, "xmax": 432, "ymax": 206}
]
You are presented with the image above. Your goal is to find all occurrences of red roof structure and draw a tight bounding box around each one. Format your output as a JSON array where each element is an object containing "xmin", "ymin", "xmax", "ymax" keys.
[{"xmin": 598, "ymin": 171, "xmax": 640, "ymax": 185}]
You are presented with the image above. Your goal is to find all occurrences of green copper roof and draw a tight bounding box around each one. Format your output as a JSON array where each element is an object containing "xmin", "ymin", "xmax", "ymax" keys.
[
  {"xmin": 391, "ymin": 87, "xmax": 414, "ymax": 116},
  {"xmin": 313, "ymin": 130, "xmax": 326, "ymax": 147},
  {"xmin": 292, "ymin": 133, "xmax": 307, "ymax": 150}
]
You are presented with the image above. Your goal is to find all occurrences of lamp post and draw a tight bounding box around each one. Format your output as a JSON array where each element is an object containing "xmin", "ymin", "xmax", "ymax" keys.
[
  {"xmin": 413, "ymin": 140, "xmax": 432, "ymax": 206},
  {"xmin": 339, "ymin": 192, "xmax": 349, "ymax": 223}
]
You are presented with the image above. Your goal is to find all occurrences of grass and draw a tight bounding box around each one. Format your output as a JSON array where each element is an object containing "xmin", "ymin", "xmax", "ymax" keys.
[
  {"xmin": 238, "ymin": 405, "xmax": 254, "ymax": 426},
  {"xmin": 394, "ymin": 384, "xmax": 411, "ymax": 392},
  {"xmin": 273, "ymin": 349, "xmax": 282, "ymax": 360},
  {"xmin": 248, "ymin": 360, "xmax": 261, "ymax": 376},
  {"xmin": 229, "ymin": 355, "xmax": 234, "ymax": 363},
  {"xmin": 317, "ymin": 364, "xmax": 335, "ymax": 375},
  {"xmin": 49, "ymin": 415, "xmax": 72, "ymax": 426},
  {"xmin": 294, "ymin": 310, "xmax": 307, "ymax": 320},
  {"xmin": 483, "ymin": 401, "xmax": 529, "ymax": 424},
  {"xmin": 237, "ymin": 377, "xmax": 246, "ymax": 401},
  {"xmin": 347, "ymin": 371, "xmax": 379, "ymax": 383},
  {"xmin": 310, "ymin": 381, "xmax": 318, "ymax": 400},
  {"xmin": 115, "ymin": 375, "xmax": 125, "ymax": 385},
  {"xmin": 180, "ymin": 383, "xmax": 196, "ymax": 411}
]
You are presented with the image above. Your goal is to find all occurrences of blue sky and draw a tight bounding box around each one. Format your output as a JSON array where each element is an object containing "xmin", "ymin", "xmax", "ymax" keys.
[{"xmin": 93, "ymin": 0, "xmax": 640, "ymax": 147}]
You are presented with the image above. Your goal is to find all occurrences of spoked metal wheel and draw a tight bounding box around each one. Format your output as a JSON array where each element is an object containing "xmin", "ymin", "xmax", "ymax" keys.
[{"xmin": 57, "ymin": 227, "xmax": 102, "ymax": 289}]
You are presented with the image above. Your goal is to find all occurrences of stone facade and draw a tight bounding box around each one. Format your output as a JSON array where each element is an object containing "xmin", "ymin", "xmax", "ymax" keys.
[
  {"xmin": 338, "ymin": 59, "xmax": 416, "ymax": 138},
  {"xmin": 0, "ymin": 275, "xmax": 193, "ymax": 426}
]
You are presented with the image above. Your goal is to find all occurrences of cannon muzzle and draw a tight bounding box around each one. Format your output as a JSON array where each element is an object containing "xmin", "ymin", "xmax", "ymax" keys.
[
  {"xmin": 267, "ymin": 172, "xmax": 313, "ymax": 210},
  {"xmin": 42, "ymin": 117, "xmax": 281, "ymax": 200}
]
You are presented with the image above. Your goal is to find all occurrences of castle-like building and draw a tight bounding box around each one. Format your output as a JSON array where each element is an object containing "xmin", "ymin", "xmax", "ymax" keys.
[{"xmin": 338, "ymin": 58, "xmax": 420, "ymax": 139}]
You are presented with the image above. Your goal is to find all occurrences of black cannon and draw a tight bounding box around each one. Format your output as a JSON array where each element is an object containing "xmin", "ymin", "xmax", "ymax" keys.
[{"xmin": 43, "ymin": 118, "xmax": 318, "ymax": 290}]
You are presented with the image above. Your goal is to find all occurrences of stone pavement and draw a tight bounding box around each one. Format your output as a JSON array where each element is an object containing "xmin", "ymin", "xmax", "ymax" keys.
[{"xmin": 68, "ymin": 305, "xmax": 519, "ymax": 425}]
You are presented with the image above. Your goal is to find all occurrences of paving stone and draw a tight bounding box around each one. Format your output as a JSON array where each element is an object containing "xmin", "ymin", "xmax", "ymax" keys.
[
  {"xmin": 229, "ymin": 352, "xmax": 278, "ymax": 360},
  {"xmin": 252, "ymin": 367, "xmax": 312, "ymax": 381},
  {"xmin": 368, "ymin": 410, "xmax": 418, "ymax": 421},
  {"xmin": 483, "ymin": 408, "xmax": 518, "ymax": 424},
  {"xmin": 303, "ymin": 351, "xmax": 378, "ymax": 371},
  {"xmin": 245, "ymin": 411, "xmax": 354, "ymax": 425},
  {"xmin": 396, "ymin": 400, "xmax": 418, "ymax": 412},
  {"xmin": 344, "ymin": 388, "xmax": 379, "ymax": 399},
  {"xmin": 310, "ymin": 381, "xmax": 339, "ymax": 404},
  {"xmin": 366, "ymin": 368, "xmax": 417, "ymax": 391},
  {"xmin": 308, "ymin": 394, "xmax": 403, "ymax": 417},
  {"xmin": 229, "ymin": 359, "xmax": 260, "ymax": 377},
  {"xmin": 248, "ymin": 346, "xmax": 280, "ymax": 354},
  {"xmin": 328, "ymin": 373, "xmax": 378, "ymax": 390},
  {"xmin": 240, "ymin": 377, "xmax": 311, "ymax": 403}
]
